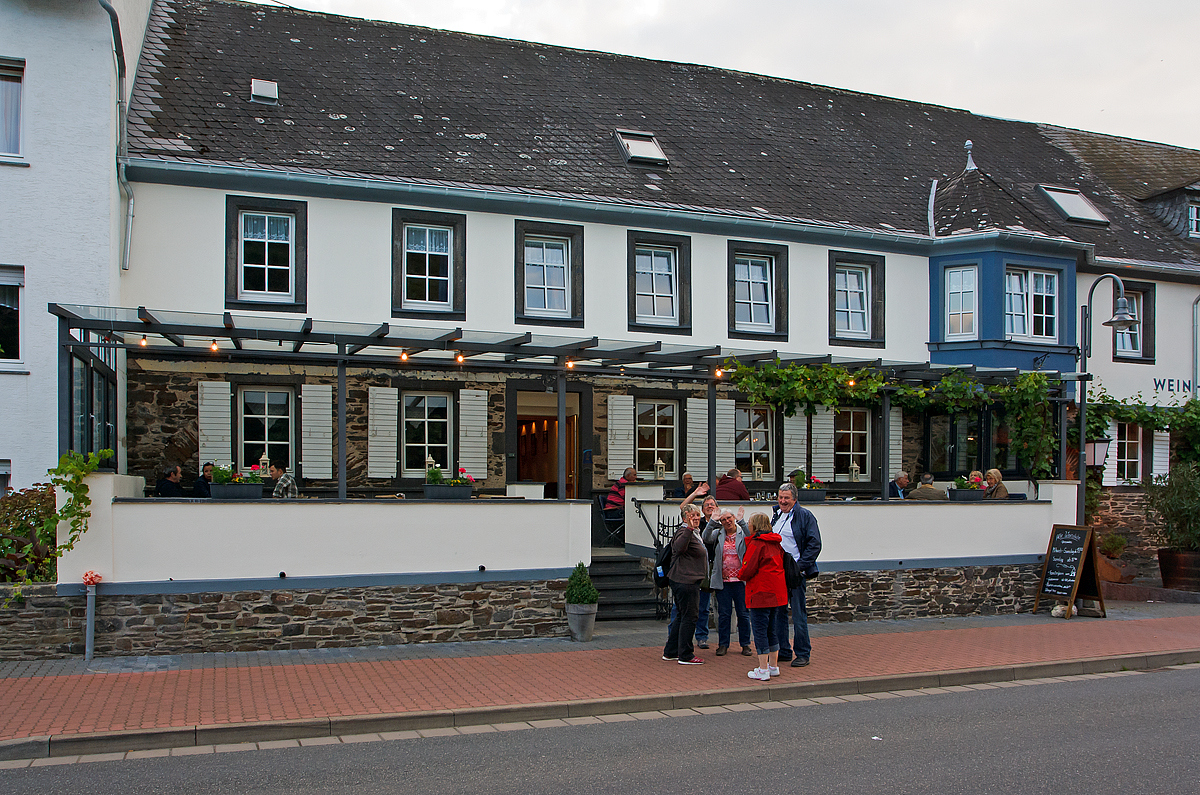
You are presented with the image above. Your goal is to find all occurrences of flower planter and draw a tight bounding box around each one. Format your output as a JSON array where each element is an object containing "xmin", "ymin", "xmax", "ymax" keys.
[
  {"xmin": 423, "ymin": 484, "xmax": 473, "ymax": 500},
  {"xmin": 565, "ymin": 602, "xmax": 598, "ymax": 641},
  {"xmin": 794, "ymin": 489, "xmax": 826, "ymax": 502},
  {"xmin": 210, "ymin": 482, "xmax": 264, "ymax": 500},
  {"xmin": 1158, "ymin": 548, "xmax": 1200, "ymax": 592},
  {"xmin": 948, "ymin": 488, "xmax": 986, "ymax": 502}
]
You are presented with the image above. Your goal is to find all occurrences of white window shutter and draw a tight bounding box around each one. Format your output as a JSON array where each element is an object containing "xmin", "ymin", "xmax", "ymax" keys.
[
  {"xmin": 782, "ymin": 412, "xmax": 807, "ymax": 477},
  {"xmin": 197, "ymin": 381, "xmax": 232, "ymax": 468},
  {"xmin": 714, "ymin": 399, "xmax": 736, "ymax": 473},
  {"xmin": 607, "ymin": 394, "xmax": 635, "ymax": 479},
  {"xmin": 685, "ymin": 397, "xmax": 709, "ymax": 475},
  {"xmin": 810, "ymin": 406, "xmax": 836, "ymax": 481},
  {"xmin": 458, "ymin": 389, "xmax": 489, "ymax": 480},
  {"xmin": 1101, "ymin": 420, "xmax": 1119, "ymax": 487},
  {"xmin": 889, "ymin": 405, "xmax": 904, "ymax": 478},
  {"xmin": 367, "ymin": 386, "xmax": 398, "ymax": 479},
  {"xmin": 299, "ymin": 384, "xmax": 333, "ymax": 479},
  {"xmin": 1152, "ymin": 430, "xmax": 1171, "ymax": 479}
]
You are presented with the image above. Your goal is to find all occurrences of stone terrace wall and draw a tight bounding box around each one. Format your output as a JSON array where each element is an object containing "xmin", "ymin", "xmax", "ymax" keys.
[
  {"xmin": 0, "ymin": 580, "xmax": 567, "ymax": 661},
  {"xmin": 1091, "ymin": 489, "xmax": 1164, "ymax": 582}
]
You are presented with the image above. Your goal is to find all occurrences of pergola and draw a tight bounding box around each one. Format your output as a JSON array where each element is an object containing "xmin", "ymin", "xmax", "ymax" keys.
[{"xmin": 51, "ymin": 303, "xmax": 1075, "ymax": 500}]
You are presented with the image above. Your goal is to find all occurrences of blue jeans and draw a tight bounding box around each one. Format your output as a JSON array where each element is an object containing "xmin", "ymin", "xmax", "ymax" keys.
[
  {"xmin": 696, "ymin": 590, "xmax": 711, "ymax": 643},
  {"xmin": 774, "ymin": 578, "xmax": 811, "ymax": 660},
  {"xmin": 714, "ymin": 581, "xmax": 751, "ymax": 648},
  {"xmin": 749, "ymin": 605, "xmax": 781, "ymax": 654}
]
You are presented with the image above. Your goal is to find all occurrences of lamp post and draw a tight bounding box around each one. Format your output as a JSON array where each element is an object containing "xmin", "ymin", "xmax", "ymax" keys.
[{"xmin": 1077, "ymin": 273, "xmax": 1139, "ymax": 525}]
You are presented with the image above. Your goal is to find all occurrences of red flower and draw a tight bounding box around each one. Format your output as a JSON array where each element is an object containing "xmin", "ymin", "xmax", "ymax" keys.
[{"xmin": 82, "ymin": 570, "xmax": 102, "ymax": 585}]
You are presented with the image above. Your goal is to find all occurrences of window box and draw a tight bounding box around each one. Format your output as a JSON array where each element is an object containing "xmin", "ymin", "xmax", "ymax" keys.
[
  {"xmin": 794, "ymin": 489, "xmax": 826, "ymax": 502},
  {"xmin": 211, "ymin": 482, "xmax": 264, "ymax": 500},
  {"xmin": 948, "ymin": 488, "xmax": 986, "ymax": 502},
  {"xmin": 423, "ymin": 484, "xmax": 473, "ymax": 500}
]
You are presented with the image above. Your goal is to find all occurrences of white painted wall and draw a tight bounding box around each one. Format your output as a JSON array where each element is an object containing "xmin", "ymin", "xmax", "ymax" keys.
[
  {"xmin": 1080, "ymin": 273, "xmax": 1200, "ymax": 405},
  {"xmin": 625, "ymin": 481, "xmax": 1078, "ymax": 567},
  {"xmin": 58, "ymin": 476, "xmax": 591, "ymax": 584},
  {"xmin": 120, "ymin": 183, "xmax": 934, "ymax": 362},
  {"xmin": 0, "ymin": 0, "xmax": 151, "ymax": 489}
]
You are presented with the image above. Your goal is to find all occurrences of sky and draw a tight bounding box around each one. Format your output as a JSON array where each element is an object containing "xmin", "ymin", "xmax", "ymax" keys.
[{"xmin": 246, "ymin": 0, "xmax": 1200, "ymax": 151}]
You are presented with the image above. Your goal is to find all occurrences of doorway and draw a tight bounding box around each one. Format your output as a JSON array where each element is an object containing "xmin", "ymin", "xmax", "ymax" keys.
[{"xmin": 515, "ymin": 391, "xmax": 579, "ymax": 498}]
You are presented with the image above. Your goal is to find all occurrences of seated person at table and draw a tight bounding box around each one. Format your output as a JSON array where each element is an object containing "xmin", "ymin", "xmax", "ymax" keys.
[
  {"xmin": 907, "ymin": 472, "xmax": 947, "ymax": 500},
  {"xmin": 605, "ymin": 466, "xmax": 637, "ymax": 517},
  {"xmin": 193, "ymin": 461, "xmax": 213, "ymax": 498},
  {"xmin": 674, "ymin": 472, "xmax": 701, "ymax": 499},
  {"xmin": 713, "ymin": 468, "xmax": 751, "ymax": 501},
  {"xmin": 269, "ymin": 460, "xmax": 298, "ymax": 499},
  {"xmin": 155, "ymin": 464, "xmax": 185, "ymax": 498},
  {"xmin": 984, "ymin": 468, "xmax": 1010, "ymax": 499},
  {"xmin": 888, "ymin": 470, "xmax": 910, "ymax": 499}
]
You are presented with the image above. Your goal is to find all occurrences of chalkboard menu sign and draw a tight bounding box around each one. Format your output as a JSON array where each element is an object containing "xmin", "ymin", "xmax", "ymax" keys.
[{"xmin": 1034, "ymin": 524, "xmax": 1106, "ymax": 619}]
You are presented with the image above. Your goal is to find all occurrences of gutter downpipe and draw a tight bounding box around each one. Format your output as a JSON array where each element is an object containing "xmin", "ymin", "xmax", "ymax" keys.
[
  {"xmin": 1193, "ymin": 293, "xmax": 1200, "ymax": 401},
  {"xmin": 98, "ymin": 0, "xmax": 134, "ymax": 271}
]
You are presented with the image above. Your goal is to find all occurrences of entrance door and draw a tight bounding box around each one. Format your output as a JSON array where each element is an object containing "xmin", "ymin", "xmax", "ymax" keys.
[{"xmin": 515, "ymin": 392, "xmax": 579, "ymax": 498}]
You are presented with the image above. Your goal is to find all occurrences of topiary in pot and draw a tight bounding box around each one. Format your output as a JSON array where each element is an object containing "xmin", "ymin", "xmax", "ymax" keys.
[
  {"xmin": 1143, "ymin": 464, "xmax": 1200, "ymax": 591},
  {"xmin": 563, "ymin": 561, "xmax": 599, "ymax": 641},
  {"xmin": 1098, "ymin": 533, "xmax": 1127, "ymax": 559}
]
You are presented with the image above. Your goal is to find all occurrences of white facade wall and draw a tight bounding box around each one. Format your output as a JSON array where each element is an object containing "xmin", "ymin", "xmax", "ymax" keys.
[
  {"xmin": 0, "ymin": 0, "xmax": 150, "ymax": 489},
  {"xmin": 1080, "ymin": 272, "xmax": 1200, "ymax": 404},
  {"xmin": 120, "ymin": 183, "xmax": 933, "ymax": 361}
]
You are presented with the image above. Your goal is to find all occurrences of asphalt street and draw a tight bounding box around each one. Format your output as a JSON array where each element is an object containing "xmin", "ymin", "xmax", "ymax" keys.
[{"xmin": 4, "ymin": 666, "xmax": 1198, "ymax": 794}]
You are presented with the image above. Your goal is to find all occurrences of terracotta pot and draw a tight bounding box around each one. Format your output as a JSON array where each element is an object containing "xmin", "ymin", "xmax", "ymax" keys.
[{"xmin": 1158, "ymin": 548, "xmax": 1200, "ymax": 592}]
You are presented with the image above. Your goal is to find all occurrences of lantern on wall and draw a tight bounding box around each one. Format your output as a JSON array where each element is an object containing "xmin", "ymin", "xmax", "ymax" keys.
[
  {"xmin": 1085, "ymin": 436, "xmax": 1112, "ymax": 467},
  {"xmin": 654, "ymin": 458, "xmax": 666, "ymax": 481}
]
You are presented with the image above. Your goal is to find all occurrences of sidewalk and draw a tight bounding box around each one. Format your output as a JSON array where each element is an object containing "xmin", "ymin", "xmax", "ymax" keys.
[{"xmin": 3, "ymin": 602, "xmax": 1200, "ymax": 759}]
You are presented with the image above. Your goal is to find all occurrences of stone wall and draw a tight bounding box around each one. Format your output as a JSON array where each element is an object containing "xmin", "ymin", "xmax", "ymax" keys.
[
  {"xmin": 0, "ymin": 580, "xmax": 567, "ymax": 661},
  {"xmin": 806, "ymin": 563, "xmax": 1041, "ymax": 622},
  {"xmin": 1090, "ymin": 489, "xmax": 1164, "ymax": 582}
]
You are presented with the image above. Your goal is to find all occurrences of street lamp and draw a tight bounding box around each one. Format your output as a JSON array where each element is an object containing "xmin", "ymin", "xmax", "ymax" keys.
[{"xmin": 1077, "ymin": 273, "xmax": 1139, "ymax": 524}]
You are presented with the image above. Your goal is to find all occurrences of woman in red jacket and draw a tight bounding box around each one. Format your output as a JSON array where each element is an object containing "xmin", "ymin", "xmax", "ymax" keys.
[{"xmin": 738, "ymin": 513, "xmax": 788, "ymax": 681}]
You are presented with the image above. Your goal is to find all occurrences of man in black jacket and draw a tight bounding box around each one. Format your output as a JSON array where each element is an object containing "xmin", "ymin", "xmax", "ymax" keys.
[
  {"xmin": 771, "ymin": 483, "xmax": 822, "ymax": 667},
  {"xmin": 155, "ymin": 464, "xmax": 185, "ymax": 498}
]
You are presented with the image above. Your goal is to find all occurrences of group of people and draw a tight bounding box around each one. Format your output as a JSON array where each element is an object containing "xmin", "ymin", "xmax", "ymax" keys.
[
  {"xmin": 661, "ymin": 482, "xmax": 821, "ymax": 681},
  {"xmin": 154, "ymin": 460, "xmax": 298, "ymax": 498},
  {"xmin": 890, "ymin": 469, "xmax": 1010, "ymax": 500}
]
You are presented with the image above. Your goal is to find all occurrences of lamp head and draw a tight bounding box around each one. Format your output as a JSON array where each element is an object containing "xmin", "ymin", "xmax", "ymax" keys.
[{"xmin": 1103, "ymin": 296, "xmax": 1138, "ymax": 331}]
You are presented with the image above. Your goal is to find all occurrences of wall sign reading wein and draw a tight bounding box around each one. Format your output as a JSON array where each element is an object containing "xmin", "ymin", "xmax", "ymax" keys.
[{"xmin": 1034, "ymin": 524, "xmax": 1106, "ymax": 618}]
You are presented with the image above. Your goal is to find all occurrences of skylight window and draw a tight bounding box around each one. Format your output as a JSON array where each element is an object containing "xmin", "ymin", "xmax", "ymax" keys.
[
  {"xmin": 1039, "ymin": 185, "xmax": 1109, "ymax": 225},
  {"xmin": 250, "ymin": 79, "xmax": 278, "ymax": 104},
  {"xmin": 615, "ymin": 129, "xmax": 668, "ymax": 167}
]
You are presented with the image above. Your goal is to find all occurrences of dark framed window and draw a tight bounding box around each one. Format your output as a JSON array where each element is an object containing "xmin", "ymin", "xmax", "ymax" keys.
[
  {"xmin": 924, "ymin": 407, "xmax": 1017, "ymax": 478},
  {"xmin": 392, "ymin": 209, "xmax": 467, "ymax": 321},
  {"xmin": 728, "ymin": 240, "xmax": 788, "ymax": 340},
  {"xmin": 515, "ymin": 220, "xmax": 584, "ymax": 327},
  {"xmin": 225, "ymin": 195, "xmax": 308, "ymax": 313},
  {"xmin": 1112, "ymin": 280, "xmax": 1155, "ymax": 364},
  {"xmin": 627, "ymin": 231, "xmax": 691, "ymax": 335},
  {"xmin": 828, "ymin": 251, "xmax": 885, "ymax": 347},
  {"xmin": 0, "ymin": 264, "xmax": 21, "ymax": 363}
]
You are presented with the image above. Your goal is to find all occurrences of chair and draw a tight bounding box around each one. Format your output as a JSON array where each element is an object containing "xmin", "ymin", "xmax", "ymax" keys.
[{"xmin": 593, "ymin": 493, "xmax": 625, "ymax": 547}]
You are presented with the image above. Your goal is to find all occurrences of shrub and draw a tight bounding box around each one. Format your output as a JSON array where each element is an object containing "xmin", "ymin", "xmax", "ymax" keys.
[
  {"xmin": 564, "ymin": 561, "xmax": 599, "ymax": 605},
  {"xmin": 1143, "ymin": 464, "xmax": 1200, "ymax": 551},
  {"xmin": 1098, "ymin": 533, "xmax": 1127, "ymax": 559},
  {"xmin": 0, "ymin": 483, "xmax": 57, "ymax": 583}
]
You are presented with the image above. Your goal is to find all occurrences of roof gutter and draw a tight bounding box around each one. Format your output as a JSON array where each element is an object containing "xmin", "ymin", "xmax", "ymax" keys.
[{"xmin": 97, "ymin": 0, "xmax": 134, "ymax": 271}]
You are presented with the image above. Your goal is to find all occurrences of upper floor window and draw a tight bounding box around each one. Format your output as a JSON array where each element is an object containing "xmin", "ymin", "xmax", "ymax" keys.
[
  {"xmin": 1189, "ymin": 204, "xmax": 1200, "ymax": 238},
  {"xmin": 636, "ymin": 400, "xmax": 676, "ymax": 477},
  {"xmin": 627, "ymin": 231, "xmax": 691, "ymax": 334},
  {"xmin": 0, "ymin": 266, "xmax": 21, "ymax": 363},
  {"xmin": 515, "ymin": 220, "xmax": 584, "ymax": 327},
  {"xmin": 225, "ymin": 196, "xmax": 308, "ymax": 313},
  {"xmin": 829, "ymin": 251, "xmax": 885, "ymax": 347},
  {"xmin": 834, "ymin": 408, "xmax": 869, "ymax": 479},
  {"xmin": 1115, "ymin": 292, "xmax": 1142, "ymax": 356},
  {"xmin": 1004, "ymin": 269, "xmax": 1057, "ymax": 340},
  {"xmin": 733, "ymin": 255, "xmax": 773, "ymax": 330},
  {"xmin": 1112, "ymin": 281, "xmax": 1155, "ymax": 363},
  {"xmin": 0, "ymin": 59, "xmax": 22, "ymax": 157},
  {"xmin": 945, "ymin": 266, "xmax": 977, "ymax": 340},
  {"xmin": 735, "ymin": 405, "xmax": 771, "ymax": 476},
  {"xmin": 402, "ymin": 392, "xmax": 451, "ymax": 477},
  {"xmin": 392, "ymin": 210, "xmax": 466, "ymax": 320},
  {"xmin": 834, "ymin": 266, "xmax": 869, "ymax": 337}
]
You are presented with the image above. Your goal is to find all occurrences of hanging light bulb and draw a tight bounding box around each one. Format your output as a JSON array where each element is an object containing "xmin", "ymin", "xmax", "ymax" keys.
[
  {"xmin": 139, "ymin": 335, "xmax": 148, "ymax": 347},
  {"xmin": 400, "ymin": 350, "xmax": 408, "ymax": 361},
  {"xmin": 715, "ymin": 368, "xmax": 723, "ymax": 379},
  {"xmin": 210, "ymin": 340, "xmax": 219, "ymax": 352},
  {"xmin": 848, "ymin": 378, "xmax": 856, "ymax": 387},
  {"xmin": 566, "ymin": 359, "xmax": 575, "ymax": 369},
  {"xmin": 455, "ymin": 352, "xmax": 464, "ymax": 364}
]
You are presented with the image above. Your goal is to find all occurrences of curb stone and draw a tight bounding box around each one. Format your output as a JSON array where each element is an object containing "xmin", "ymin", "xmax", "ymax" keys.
[{"xmin": 1, "ymin": 648, "xmax": 1198, "ymax": 761}]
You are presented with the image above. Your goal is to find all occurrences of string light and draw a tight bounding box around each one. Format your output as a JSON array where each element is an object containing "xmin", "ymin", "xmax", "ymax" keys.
[
  {"xmin": 455, "ymin": 352, "xmax": 464, "ymax": 364},
  {"xmin": 566, "ymin": 359, "xmax": 575, "ymax": 369},
  {"xmin": 715, "ymin": 368, "xmax": 723, "ymax": 378},
  {"xmin": 400, "ymin": 350, "xmax": 408, "ymax": 361},
  {"xmin": 139, "ymin": 335, "xmax": 147, "ymax": 347},
  {"xmin": 848, "ymin": 379, "xmax": 856, "ymax": 387},
  {"xmin": 210, "ymin": 340, "xmax": 219, "ymax": 352}
]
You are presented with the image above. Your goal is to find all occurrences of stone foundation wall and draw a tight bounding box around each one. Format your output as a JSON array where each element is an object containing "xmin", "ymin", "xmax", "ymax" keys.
[
  {"xmin": 1091, "ymin": 489, "xmax": 1164, "ymax": 582},
  {"xmin": 0, "ymin": 580, "xmax": 567, "ymax": 661},
  {"xmin": 806, "ymin": 564, "xmax": 1041, "ymax": 622}
]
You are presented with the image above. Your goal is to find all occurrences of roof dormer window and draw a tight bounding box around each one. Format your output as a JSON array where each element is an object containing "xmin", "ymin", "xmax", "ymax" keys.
[
  {"xmin": 615, "ymin": 129, "xmax": 668, "ymax": 167},
  {"xmin": 1188, "ymin": 203, "xmax": 1199, "ymax": 238},
  {"xmin": 1039, "ymin": 185, "xmax": 1109, "ymax": 225},
  {"xmin": 250, "ymin": 78, "xmax": 278, "ymax": 105}
]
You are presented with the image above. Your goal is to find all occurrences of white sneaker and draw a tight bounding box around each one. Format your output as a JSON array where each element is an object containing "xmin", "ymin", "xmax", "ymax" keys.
[
  {"xmin": 768, "ymin": 665, "xmax": 780, "ymax": 677},
  {"xmin": 747, "ymin": 667, "xmax": 770, "ymax": 681}
]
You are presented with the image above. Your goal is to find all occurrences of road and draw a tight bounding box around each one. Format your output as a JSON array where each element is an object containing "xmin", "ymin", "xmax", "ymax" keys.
[{"xmin": 4, "ymin": 666, "xmax": 1198, "ymax": 794}]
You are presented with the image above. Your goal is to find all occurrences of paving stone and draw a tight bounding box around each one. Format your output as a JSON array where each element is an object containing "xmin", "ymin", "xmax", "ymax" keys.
[
  {"xmin": 171, "ymin": 746, "xmax": 215, "ymax": 756},
  {"xmin": 493, "ymin": 722, "xmax": 533, "ymax": 731},
  {"xmin": 76, "ymin": 752, "xmax": 127, "ymax": 763},
  {"xmin": 457, "ymin": 725, "xmax": 499, "ymax": 734},
  {"xmin": 299, "ymin": 737, "xmax": 342, "ymax": 746},
  {"xmin": 781, "ymin": 698, "xmax": 820, "ymax": 707},
  {"xmin": 596, "ymin": 713, "xmax": 638, "ymax": 722},
  {"xmin": 416, "ymin": 728, "xmax": 461, "ymax": 737},
  {"xmin": 693, "ymin": 706, "xmax": 730, "ymax": 715},
  {"xmin": 257, "ymin": 740, "xmax": 300, "ymax": 749},
  {"xmin": 662, "ymin": 709, "xmax": 700, "ymax": 718},
  {"xmin": 723, "ymin": 703, "xmax": 763, "ymax": 712},
  {"xmin": 126, "ymin": 749, "xmax": 171, "ymax": 759},
  {"xmin": 0, "ymin": 759, "xmax": 33, "ymax": 769},
  {"xmin": 528, "ymin": 719, "xmax": 568, "ymax": 729},
  {"xmin": 30, "ymin": 756, "xmax": 79, "ymax": 766},
  {"xmin": 563, "ymin": 716, "xmax": 603, "ymax": 725},
  {"xmin": 214, "ymin": 742, "xmax": 257, "ymax": 753},
  {"xmin": 812, "ymin": 696, "xmax": 849, "ymax": 704},
  {"xmin": 630, "ymin": 711, "xmax": 667, "ymax": 720},
  {"xmin": 339, "ymin": 733, "xmax": 383, "ymax": 743}
]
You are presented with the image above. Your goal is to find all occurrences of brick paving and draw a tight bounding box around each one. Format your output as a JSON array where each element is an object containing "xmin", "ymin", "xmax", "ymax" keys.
[{"xmin": 2, "ymin": 603, "xmax": 1199, "ymax": 743}]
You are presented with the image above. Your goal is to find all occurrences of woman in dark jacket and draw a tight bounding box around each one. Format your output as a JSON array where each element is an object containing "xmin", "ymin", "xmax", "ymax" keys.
[
  {"xmin": 662, "ymin": 504, "xmax": 709, "ymax": 666},
  {"xmin": 738, "ymin": 513, "xmax": 788, "ymax": 681}
]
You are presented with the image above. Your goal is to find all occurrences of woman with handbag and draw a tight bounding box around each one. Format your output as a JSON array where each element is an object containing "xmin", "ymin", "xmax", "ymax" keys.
[{"xmin": 738, "ymin": 513, "xmax": 788, "ymax": 681}]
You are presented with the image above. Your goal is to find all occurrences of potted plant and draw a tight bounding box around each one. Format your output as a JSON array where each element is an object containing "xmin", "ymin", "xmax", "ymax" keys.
[
  {"xmin": 1094, "ymin": 533, "xmax": 1134, "ymax": 584},
  {"xmin": 563, "ymin": 561, "xmax": 599, "ymax": 641},
  {"xmin": 1143, "ymin": 463, "xmax": 1200, "ymax": 591},
  {"xmin": 210, "ymin": 463, "xmax": 264, "ymax": 499},
  {"xmin": 422, "ymin": 466, "xmax": 475, "ymax": 500},
  {"xmin": 948, "ymin": 473, "xmax": 986, "ymax": 501},
  {"xmin": 793, "ymin": 469, "xmax": 826, "ymax": 502}
]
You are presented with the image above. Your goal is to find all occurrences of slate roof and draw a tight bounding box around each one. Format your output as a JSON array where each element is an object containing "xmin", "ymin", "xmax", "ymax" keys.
[{"xmin": 127, "ymin": 0, "xmax": 1200, "ymax": 270}]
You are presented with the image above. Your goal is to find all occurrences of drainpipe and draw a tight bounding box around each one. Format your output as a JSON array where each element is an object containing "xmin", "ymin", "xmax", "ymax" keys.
[
  {"xmin": 1193, "ymin": 293, "xmax": 1200, "ymax": 401},
  {"xmin": 97, "ymin": 0, "xmax": 135, "ymax": 271}
]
